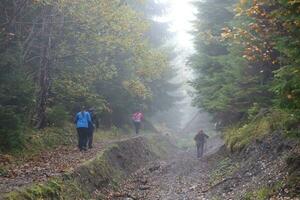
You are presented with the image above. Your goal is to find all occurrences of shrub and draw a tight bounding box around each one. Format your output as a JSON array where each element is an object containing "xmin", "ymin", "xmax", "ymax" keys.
[
  {"xmin": 46, "ymin": 105, "xmax": 69, "ymax": 127},
  {"xmin": 24, "ymin": 124, "xmax": 76, "ymax": 152},
  {"xmin": 224, "ymin": 109, "xmax": 298, "ymax": 151},
  {"xmin": 224, "ymin": 118, "xmax": 270, "ymax": 151},
  {"xmin": 0, "ymin": 107, "xmax": 24, "ymax": 152}
]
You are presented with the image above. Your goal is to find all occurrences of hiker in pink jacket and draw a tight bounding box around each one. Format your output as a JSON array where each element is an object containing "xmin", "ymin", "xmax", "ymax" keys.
[{"xmin": 132, "ymin": 110, "xmax": 144, "ymax": 134}]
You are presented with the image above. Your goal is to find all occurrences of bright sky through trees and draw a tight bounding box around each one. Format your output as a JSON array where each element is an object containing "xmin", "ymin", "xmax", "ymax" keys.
[
  {"xmin": 157, "ymin": 0, "xmax": 198, "ymax": 81},
  {"xmin": 157, "ymin": 0, "xmax": 199, "ymax": 127},
  {"xmin": 159, "ymin": 0, "xmax": 197, "ymax": 52}
]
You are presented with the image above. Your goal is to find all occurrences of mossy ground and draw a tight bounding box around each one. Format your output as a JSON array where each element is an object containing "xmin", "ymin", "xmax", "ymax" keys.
[
  {"xmin": 224, "ymin": 109, "xmax": 299, "ymax": 151},
  {"xmin": 1, "ymin": 124, "xmax": 76, "ymax": 161},
  {"xmin": 0, "ymin": 126, "xmax": 131, "ymax": 168},
  {"xmin": 243, "ymin": 181, "xmax": 285, "ymax": 200}
]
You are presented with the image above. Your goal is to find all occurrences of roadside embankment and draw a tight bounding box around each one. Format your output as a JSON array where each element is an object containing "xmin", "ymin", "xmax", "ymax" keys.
[
  {"xmin": 204, "ymin": 132, "xmax": 300, "ymax": 199},
  {"xmin": 2, "ymin": 135, "xmax": 176, "ymax": 200},
  {"xmin": 104, "ymin": 132, "xmax": 299, "ymax": 200}
]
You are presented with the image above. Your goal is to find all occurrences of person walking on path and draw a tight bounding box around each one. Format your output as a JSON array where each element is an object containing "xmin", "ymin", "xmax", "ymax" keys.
[
  {"xmin": 132, "ymin": 110, "xmax": 144, "ymax": 134},
  {"xmin": 194, "ymin": 129, "xmax": 209, "ymax": 158},
  {"xmin": 75, "ymin": 107, "xmax": 92, "ymax": 151},
  {"xmin": 87, "ymin": 108, "xmax": 95, "ymax": 149}
]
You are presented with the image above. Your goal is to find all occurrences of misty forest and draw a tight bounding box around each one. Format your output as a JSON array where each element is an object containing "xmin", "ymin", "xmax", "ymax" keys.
[{"xmin": 0, "ymin": 0, "xmax": 299, "ymax": 199}]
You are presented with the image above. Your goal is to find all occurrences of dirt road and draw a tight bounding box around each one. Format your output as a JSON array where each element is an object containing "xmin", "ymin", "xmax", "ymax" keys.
[
  {"xmin": 107, "ymin": 134, "xmax": 299, "ymax": 200},
  {"xmin": 0, "ymin": 139, "xmax": 122, "ymax": 194},
  {"xmin": 1, "ymin": 134, "xmax": 298, "ymax": 200},
  {"xmin": 107, "ymin": 149, "xmax": 221, "ymax": 200}
]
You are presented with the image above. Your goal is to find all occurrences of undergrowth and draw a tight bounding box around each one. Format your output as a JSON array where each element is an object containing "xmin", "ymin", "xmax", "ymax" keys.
[
  {"xmin": 224, "ymin": 109, "xmax": 299, "ymax": 151},
  {"xmin": 93, "ymin": 126, "xmax": 132, "ymax": 142},
  {"xmin": 8, "ymin": 123, "xmax": 76, "ymax": 157},
  {"xmin": 243, "ymin": 181, "xmax": 284, "ymax": 200},
  {"xmin": 6, "ymin": 179, "xmax": 63, "ymax": 200},
  {"xmin": 1, "ymin": 124, "xmax": 133, "ymax": 165}
]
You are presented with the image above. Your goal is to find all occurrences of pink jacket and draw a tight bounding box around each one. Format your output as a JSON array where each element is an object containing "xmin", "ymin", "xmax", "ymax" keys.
[{"xmin": 132, "ymin": 112, "xmax": 144, "ymax": 122}]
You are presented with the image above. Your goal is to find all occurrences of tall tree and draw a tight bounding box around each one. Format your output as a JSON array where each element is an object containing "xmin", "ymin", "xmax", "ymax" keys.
[{"xmin": 191, "ymin": 0, "xmax": 300, "ymax": 128}]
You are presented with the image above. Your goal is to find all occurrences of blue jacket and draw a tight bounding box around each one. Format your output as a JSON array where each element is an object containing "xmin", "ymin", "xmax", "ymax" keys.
[{"xmin": 75, "ymin": 111, "xmax": 91, "ymax": 128}]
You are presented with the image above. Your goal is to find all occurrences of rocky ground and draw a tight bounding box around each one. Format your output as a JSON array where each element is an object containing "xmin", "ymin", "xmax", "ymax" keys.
[
  {"xmin": 0, "ymin": 133, "xmax": 299, "ymax": 200},
  {"xmin": 104, "ymin": 134, "xmax": 299, "ymax": 200}
]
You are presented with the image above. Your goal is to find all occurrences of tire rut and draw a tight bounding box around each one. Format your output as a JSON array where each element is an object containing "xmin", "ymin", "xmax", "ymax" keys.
[{"xmin": 107, "ymin": 150, "xmax": 217, "ymax": 200}]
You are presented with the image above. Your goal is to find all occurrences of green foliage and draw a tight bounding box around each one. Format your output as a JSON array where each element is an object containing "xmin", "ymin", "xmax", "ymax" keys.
[
  {"xmin": 0, "ymin": 107, "xmax": 24, "ymax": 152},
  {"xmin": 46, "ymin": 105, "xmax": 69, "ymax": 127},
  {"xmin": 243, "ymin": 181, "xmax": 284, "ymax": 200},
  {"xmin": 15, "ymin": 124, "xmax": 76, "ymax": 157},
  {"xmin": 0, "ymin": 165, "xmax": 9, "ymax": 177},
  {"xmin": 190, "ymin": 0, "xmax": 253, "ymax": 125},
  {"xmin": 225, "ymin": 119, "xmax": 269, "ymax": 151},
  {"xmin": 6, "ymin": 179, "xmax": 63, "ymax": 200},
  {"xmin": 93, "ymin": 127, "xmax": 132, "ymax": 142},
  {"xmin": 191, "ymin": 0, "xmax": 300, "ymax": 142},
  {"xmin": 224, "ymin": 109, "xmax": 298, "ymax": 151},
  {"xmin": 24, "ymin": 180, "xmax": 62, "ymax": 200},
  {"xmin": 0, "ymin": 0, "xmax": 178, "ymax": 151},
  {"xmin": 286, "ymin": 154, "xmax": 300, "ymax": 196}
]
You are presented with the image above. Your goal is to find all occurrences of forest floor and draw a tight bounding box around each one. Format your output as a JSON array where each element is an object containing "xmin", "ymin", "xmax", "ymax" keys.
[
  {"xmin": 0, "ymin": 133, "xmax": 299, "ymax": 200},
  {"xmin": 0, "ymin": 136, "xmax": 130, "ymax": 194}
]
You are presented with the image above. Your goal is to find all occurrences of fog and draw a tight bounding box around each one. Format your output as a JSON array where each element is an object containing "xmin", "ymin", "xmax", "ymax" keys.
[{"xmin": 153, "ymin": 0, "xmax": 217, "ymax": 138}]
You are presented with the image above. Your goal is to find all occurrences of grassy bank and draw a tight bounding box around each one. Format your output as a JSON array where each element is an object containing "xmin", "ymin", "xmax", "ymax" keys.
[
  {"xmin": 0, "ymin": 125, "xmax": 134, "ymax": 179},
  {"xmin": 224, "ymin": 109, "xmax": 300, "ymax": 151},
  {"xmin": 1, "ymin": 124, "xmax": 133, "ymax": 157}
]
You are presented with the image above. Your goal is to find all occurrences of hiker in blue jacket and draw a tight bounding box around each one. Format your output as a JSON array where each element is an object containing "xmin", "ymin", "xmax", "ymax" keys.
[{"xmin": 75, "ymin": 106, "xmax": 92, "ymax": 151}]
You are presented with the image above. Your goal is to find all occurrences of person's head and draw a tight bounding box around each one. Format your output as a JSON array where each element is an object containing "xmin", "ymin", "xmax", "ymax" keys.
[
  {"xmin": 80, "ymin": 106, "xmax": 86, "ymax": 112},
  {"xmin": 199, "ymin": 129, "xmax": 204, "ymax": 134},
  {"xmin": 134, "ymin": 108, "xmax": 140, "ymax": 113},
  {"xmin": 88, "ymin": 107, "xmax": 94, "ymax": 113}
]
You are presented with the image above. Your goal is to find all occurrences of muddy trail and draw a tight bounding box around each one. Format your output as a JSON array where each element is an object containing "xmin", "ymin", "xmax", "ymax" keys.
[
  {"xmin": 105, "ymin": 134, "xmax": 299, "ymax": 200},
  {"xmin": 107, "ymin": 150, "xmax": 215, "ymax": 200},
  {"xmin": 1, "ymin": 133, "xmax": 299, "ymax": 200}
]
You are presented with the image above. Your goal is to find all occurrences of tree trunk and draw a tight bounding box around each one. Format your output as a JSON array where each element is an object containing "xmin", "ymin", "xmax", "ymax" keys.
[{"xmin": 34, "ymin": 10, "xmax": 52, "ymax": 129}]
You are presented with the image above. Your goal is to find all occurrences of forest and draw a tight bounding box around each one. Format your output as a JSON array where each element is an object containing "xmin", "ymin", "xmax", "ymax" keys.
[
  {"xmin": 0, "ymin": 0, "xmax": 300, "ymax": 199},
  {"xmin": 0, "ymin": 0, "xmax": 180, "ymax": 152},
  {"xmin": 190, "ymin": 0, "xmax": 300, "ymax": 150}
]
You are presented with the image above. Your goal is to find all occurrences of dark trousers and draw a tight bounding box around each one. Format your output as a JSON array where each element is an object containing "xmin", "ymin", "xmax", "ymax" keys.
[
  {"xmin": 133, "ymin": 122, "xmax": 141, "ymax": 134},
  {"xmin": 77, "ymin": 128, "xmax": 88, "ymax": 151},
  {"xmin": 196, "ymin": 142, "xmax": 204, "ymax": 158},
  {"xmin": 87, "ymin": 129, "xmax": 93, "ymax": 148}
]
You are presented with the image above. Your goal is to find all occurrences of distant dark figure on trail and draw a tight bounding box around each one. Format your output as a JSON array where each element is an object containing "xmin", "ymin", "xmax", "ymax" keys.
[
  {"xmin": 132, "ymin": 110, "xmax": 144, "ymax": 134},
  {"xmin": 87, "ymin": 108, "xmax": 95, "ymax": 149},
  {"xmin": 194, "ymin": 129, "xmax": 209, "ymax": 158},
  {"xmin": 74, "ymin": 107, "xmax": 92, "ymax": 151}
]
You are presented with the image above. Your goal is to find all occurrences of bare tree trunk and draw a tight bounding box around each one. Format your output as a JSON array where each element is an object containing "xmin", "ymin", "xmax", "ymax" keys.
[
  {"xmin": 35, "ymin": 38, "xmax": 51, "ymax": 128},
  {"xmin": 34, "ymin": 9, "xmax": 52, "ymax": 129}
]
